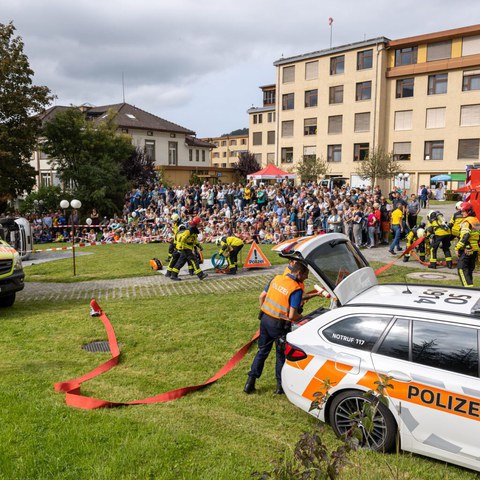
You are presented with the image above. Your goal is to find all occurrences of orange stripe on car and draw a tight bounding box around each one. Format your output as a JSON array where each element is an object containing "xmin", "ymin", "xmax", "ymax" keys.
[
  {"xmin": 286, "ymin": 355, "xmax": 314, "ymax": 370},
  {"xmin": 302, "ymin": 360, "xmax": 353, "ymax": 401}
]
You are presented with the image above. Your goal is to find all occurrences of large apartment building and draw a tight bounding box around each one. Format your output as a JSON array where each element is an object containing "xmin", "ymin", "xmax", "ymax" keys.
[
  {"xmin": 203, "ymin": 133, "xmax": 248, "ymax": 168},
  {"xmin": 248, "ymin": 24, "xmax": 480, "ymax": 193}
]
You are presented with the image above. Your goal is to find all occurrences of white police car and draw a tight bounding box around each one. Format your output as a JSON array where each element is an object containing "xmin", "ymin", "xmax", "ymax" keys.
[{"xmin": 277, "ymin": 233, "xmax": 480, "ymax": 472}]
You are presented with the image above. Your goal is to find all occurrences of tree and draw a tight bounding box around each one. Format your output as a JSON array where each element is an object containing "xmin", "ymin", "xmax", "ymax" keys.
[
  {"xmin": 221, "ymin": 127, "xmax": 248, "ymax": 137},
  {"xmin": 233, "ymin": 152, "xmax": 260, "ymax": 183},
  {"xmin": 19, "ymin": 185, "xmax": 62, "ymax": 216},
  {"xmin": 121, "ymin": 147, "xmax": 156, "ymax": 187},
  {"xmin": 0, "ymin": 22, "xmax": 53, "ymax": 212},
  {"xmin": 354, "ymin": 147, "xmax": 404, "ymax": 187},
  {"xmin": 42, "ymin": 108, "xmax": 135, "ymax": 217},
  {"xmin": 295, "ymin": 156, "xmax": 330, "ymax": 183}
]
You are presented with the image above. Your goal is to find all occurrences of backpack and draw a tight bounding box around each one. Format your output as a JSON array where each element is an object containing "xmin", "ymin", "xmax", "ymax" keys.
[{"xmin": 149, "ymin": 258, "xmax": 163, "ymax": 271}]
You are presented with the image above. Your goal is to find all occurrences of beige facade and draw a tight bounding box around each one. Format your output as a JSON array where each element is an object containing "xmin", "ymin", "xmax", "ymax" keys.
[
  {"xmin": 203, "ymin": 134, "xmax": 248, "ymax": 168},
  {"xmin": 248, "ymin": 24, "xmax": 480, "ymax": 193}
]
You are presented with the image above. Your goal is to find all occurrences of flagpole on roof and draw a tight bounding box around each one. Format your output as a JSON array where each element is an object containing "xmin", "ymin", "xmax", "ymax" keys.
[{"xmin": 329, "ymin": 17, "xmax": 334, "ymax": 48}]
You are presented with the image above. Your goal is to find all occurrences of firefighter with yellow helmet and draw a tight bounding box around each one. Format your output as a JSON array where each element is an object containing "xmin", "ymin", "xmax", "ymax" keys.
[
  {"xmin": 170, "ymin": 216, "xmax": 208, "ymax": 281},
  {"xmin": 455, "ymin": 202, "xmax": 480, "ymax": 288},
  {"xmin": 425, "ymin": 210, "xmax": 453, "ymax": 269},
  {"xmin": 216, "ymin": 235, "xmax": 244, "ymax": 275}
]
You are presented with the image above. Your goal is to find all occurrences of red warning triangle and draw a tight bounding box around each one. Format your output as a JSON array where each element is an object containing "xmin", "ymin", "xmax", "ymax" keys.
[{"xmin": 243, "ymin": 242, "xmax": 271, "ymax": 269}]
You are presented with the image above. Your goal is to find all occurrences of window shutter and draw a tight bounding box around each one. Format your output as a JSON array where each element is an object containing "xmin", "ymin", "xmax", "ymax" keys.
[
  {"xmin": 283, "ymin": 66, "xmax": 295, "ymax": 83},
  {"xmin": 461, "ymin": 105, "xmax": 480, "ymax": 126},
  {"xmin": 394, "ymin": 110, "xmax": 412, "ymax": 130},
  {"xmin": 267, "ymin": 130, "xmax": 275, "ymax": 145},
  {"xmin": 282, "ymin": 120, "xmax": 294, "ymax": 137},
  {"xmin": 252, "ymin": 132, "xmax": 262, "ymax": 145},
  {"xmin": 305, "ymin": 61, "xmax": 318, "ymax": 80},
  {"xmin": 427, "ymin": 41, "xmax": 452, "ymax": 61},
  {"xmin": 426, "ymin": 107, "xmax": 446, "ymax": 128},
  {"xmin": 354, "ymin": 112, "xmax": 370, "ymax": 132},
  {"xmin": 328, "ymin": 115, "xmax": 343, "ymax": 134},
  {"xmin": 458, "ymin": 139, "xmax": 480, "ymax": 159},
  {"xmin": 462, "ymin": 35, "xmax": 480, "ymax": 56},
  {"xmin": 303, "ymin": 146, "xmax": 316, "ymax": 156},
  {"xmin": 393, "ymin": 142, "xmax": 411, "ymax": 154}
]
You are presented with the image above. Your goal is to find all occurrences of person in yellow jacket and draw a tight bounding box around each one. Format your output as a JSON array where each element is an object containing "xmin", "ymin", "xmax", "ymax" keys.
[
  {"xmin": 244, "ymin": 262, "xmax": 321, "ymax": 395},
  {"xmin": 448, "ymin": 201, "xmax": 465, "ymax": 242},
  {"xmin": 170, "ymin": 216, "xmax": 208, "ymax": 281},
  {"xmin": 165, "ymin": 213, "xmax": 182, "ymax": 278},
  {"xmin": 425, "ymin": 210, "xmax": 452, "ymax": 269},
  {"xmin": 403, "ymin": 222, "xmax": 427, "ymax": 263},
  {"xmin": 216, "ymin": 235, "xmax": 244, "ymax": 274},
  {"xmin": 455, "ymin": 202, "xmax": 480, "ymax": 288}
]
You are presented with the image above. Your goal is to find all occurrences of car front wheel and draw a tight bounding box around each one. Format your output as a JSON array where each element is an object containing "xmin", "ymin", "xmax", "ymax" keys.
[
  {"xmin": 0, "ymin": 293, "xmax": 16, "ymax": 307},
  {"xmin": 328, "ymin": 389, "xmax": 397, "ymax": 452}
]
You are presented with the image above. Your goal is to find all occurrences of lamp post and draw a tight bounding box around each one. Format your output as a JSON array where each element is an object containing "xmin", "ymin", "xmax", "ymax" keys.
[
  {"xmin": 398, "ymin": 173, "xmax": 410, "ymax": 193},
  {"xmin": 60, "ymin": 199, "xmax": 82, "ymax": 276}
]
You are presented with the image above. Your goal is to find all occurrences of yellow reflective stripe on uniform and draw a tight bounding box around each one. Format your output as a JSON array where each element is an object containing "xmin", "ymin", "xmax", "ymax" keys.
[{"xmin": 262, "ymin": 297, "xmax": 289, "ymax": 320}]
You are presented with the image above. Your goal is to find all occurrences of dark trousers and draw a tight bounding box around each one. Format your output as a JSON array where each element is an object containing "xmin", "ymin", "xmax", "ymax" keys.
[
  {"xmin": 227, "ymin": 245, "xmax": 243, "ymax": 270},
  {"xmin": 172, "ymin": 249, "xmax": 201, "ymax": 275},
  {"xmin": 248, "ymin": 313, "xmax": 291, "ymax": 383},
  {"xmin": 430, "ymin": 236, "xmax": 452, "ymax": 262},
  {"xmin": 457, "ymin": 250, "xmax": 478, "ymax": 287}
]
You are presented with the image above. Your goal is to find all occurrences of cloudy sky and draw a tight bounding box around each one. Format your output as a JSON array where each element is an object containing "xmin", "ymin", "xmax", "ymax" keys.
[{"xmin": 3, "ymin": 1, "xmax": 480, "ymax": 137}]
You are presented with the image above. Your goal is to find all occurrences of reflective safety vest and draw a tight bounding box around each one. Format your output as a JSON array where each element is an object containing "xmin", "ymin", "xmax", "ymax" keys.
[
  {"xmin": 261, "ymin": 274, "xmax": 302, "ymax": 321},
  {"xmin": 177, "ymin": 228, "xmax": 199, "ymax": 251},
  {"xmin": 459, "ymin": 216, "xmax": 480, "ymax": 251},
  {"xmin": 448, "ymin": 211, "xmax": 464, "ymax": 238},
  {"xmin": 282, "ymin": 265, "xmax": 305, "ymax": 290},
  {"xmin": 243, "ymin": 187, "xmax": 252, "ymax": 200}
]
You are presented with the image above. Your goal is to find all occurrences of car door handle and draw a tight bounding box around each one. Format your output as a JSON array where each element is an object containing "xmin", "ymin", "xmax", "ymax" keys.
[{"xmin": 387, "ymin": 370, "xmax": 412, "ymax": 382}]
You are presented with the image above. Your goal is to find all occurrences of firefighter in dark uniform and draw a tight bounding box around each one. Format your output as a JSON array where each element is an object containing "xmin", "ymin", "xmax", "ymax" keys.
[
  {"xmin": 403, "ymin": 223, "xmax": 427, "ymax": 263},
  {"xmin": 455, "ymin": 202, "xmax": 480, "ymax": 288},
  {"xmin": 170, "ymin": 216, "xmax": 208, "ymax": 281},
  {"xmin": 244, "ymin": 262, "xmax": 320, "ymax": 395},
  {"xmin": 425, "ymin": 210, "xmax": 453, "ymax": 269},
  {"xmin": 165, "ymin": 213, "xmax": 182, "ymax": 278},
  {"xmin": 216, "ymin": 235, "xmax": 244, "ymax": 274}
]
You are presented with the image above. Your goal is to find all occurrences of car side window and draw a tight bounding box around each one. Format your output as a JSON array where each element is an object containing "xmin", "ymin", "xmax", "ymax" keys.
[
  {"xmin": 412, "ymin": 320, "xmax": 479, "ymax": 377},
  {"xmin": 322, "ymin": 315, "xmax": 391, "ymax": 352},
  {"xmin": 376, "ymin": 318, "xmax": 409, "ymax": 361}
]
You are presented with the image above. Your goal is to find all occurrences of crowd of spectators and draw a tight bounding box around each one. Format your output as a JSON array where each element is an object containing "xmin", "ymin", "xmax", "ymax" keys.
[{"xmin": 22, "ymin": 179, "xmax": 431, "ymax": 249}]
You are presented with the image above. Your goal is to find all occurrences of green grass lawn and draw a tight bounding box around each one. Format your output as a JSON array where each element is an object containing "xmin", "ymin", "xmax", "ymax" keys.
[{"xmin": 1, "ymin": 242, "xmax": 478, "ymax": 479}]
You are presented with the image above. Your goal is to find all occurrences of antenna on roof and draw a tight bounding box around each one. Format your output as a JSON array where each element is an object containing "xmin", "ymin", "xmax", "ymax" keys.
[
  {"xmin": 403, "ymin": 276, "xmax": 412, "ymax": 294},
  {"xmin": 122, "ymin": 72, "xmax": 126, "ymax": 103}
]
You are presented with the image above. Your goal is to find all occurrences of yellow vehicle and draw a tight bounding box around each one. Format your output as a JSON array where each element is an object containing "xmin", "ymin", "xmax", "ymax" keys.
[{"xmin": 0, "ymin": 236, "xmax": 25, "ymax": 308}]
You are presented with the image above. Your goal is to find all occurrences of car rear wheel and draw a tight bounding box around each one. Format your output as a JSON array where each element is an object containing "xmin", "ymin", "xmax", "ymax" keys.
[
  {"xmin": 0, "ymin": 293, "xmax": 16, "ymax": 307},
  {"xmin": 328, "ymin": 389, "xmax": 397, "ymax": 452}
]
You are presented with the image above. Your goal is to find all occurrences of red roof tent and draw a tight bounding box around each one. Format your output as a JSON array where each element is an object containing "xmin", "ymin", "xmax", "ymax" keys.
[{"xmin": 246, "ymin": 164, "xmax": 296, "ymax": 180}]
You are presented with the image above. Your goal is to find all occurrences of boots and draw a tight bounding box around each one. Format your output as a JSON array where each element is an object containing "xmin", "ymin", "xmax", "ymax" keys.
[
  {"xmin": 170, "ymin": 271, "xmax": 181, "ymax": 281},
  {"xmin": 403, "ymin": 256, "xmax": 409, "ymax": 263},
  {"xmin": 420, "ymin": 256, "xmax": 426, "ymax": 263},
  {"xmin": 447, "ymin": 260, "xmax": 453, "ymax": 269},
  {"xmin": 274, "ymin": 382, "xmax": 284, "ymax": 395},
  {"xmin": 243, "ymin": 376, "xmax": 256, "ymax": 394},
  {"xmin": 165, "ymin": 270, "xmax": 171, "ymax": 278},
  {"xmin": 198, "ymin": 272, "xmax": 208, "ymax": 280},
  {"xmin": 227, "ymin": 267, "xmax": 237, "ymax": 275},
  {"xmin": 428, "ymin": 262, "xmax": 436, "ymax": 269}
]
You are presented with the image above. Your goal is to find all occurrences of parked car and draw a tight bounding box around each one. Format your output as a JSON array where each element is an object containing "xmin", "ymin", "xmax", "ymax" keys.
[{"xmin": 279, "ymin": 233, "xmax": 480, "ymax": 472}]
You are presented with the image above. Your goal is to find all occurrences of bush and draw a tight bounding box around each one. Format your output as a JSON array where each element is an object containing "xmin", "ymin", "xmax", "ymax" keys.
[{"xmin": 445, "ymin": 190, "xmax": 462, "ymax": 201}]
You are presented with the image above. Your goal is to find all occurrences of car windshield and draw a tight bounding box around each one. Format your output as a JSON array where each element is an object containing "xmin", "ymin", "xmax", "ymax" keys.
[{"xmin": 308, "ymin": 239, "xmax": 367, "ymax": 289}]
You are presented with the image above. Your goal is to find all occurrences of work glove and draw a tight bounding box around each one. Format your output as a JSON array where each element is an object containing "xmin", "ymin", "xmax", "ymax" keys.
[{"xmin": 456, "ymin": 242, "xmax": 465, "ymax": 251}]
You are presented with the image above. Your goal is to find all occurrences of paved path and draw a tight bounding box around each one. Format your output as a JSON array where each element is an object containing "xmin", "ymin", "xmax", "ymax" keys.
[{"xmin": 17, "ymin": 202, "xmax": 461, "ymax": 303}]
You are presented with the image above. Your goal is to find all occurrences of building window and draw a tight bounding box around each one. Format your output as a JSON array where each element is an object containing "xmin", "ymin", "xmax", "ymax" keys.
[
  {"xmin": 263, "ymin": 90, "xmax": 275, "ymax": 105},
  {"xmin": 458, "ymin": 139, "xmax": 480, "ymax": 160},
  {"xmin": 396, "ymin": 78, "xmax": 414, "ymax": 98},
  {"xmin": 168, "ymin": 142, "xmax": 178, "ymax": 165},
  {"xmin": 463, "ymin": 70, "xmax": 480, "ymax": 91},
  {"xmin": 41, "ymin": 172, "xmax": 51, "ymax": 187},
  {"xmin": 426, "ymin": 107, "xmax": 446, "ymax": 129},
  {"xmin": 305, "ymin": 89, "xmax": 318, "ymax": 108},
  {"xmin": 282, "ymin": 120, "xmax": 294, "ymax": 137},
  {"xmin": 258, "ymin": 114, "xmax": 263, "ymax": 124},
  {"xmin": 303, "ymin": 146, "xmax": 316, "ymax": 162},
  {"xmin": 354, "ymin": 143, "xmax": 369, "ymax": 161},
  {"xmin": 267, "ymin": 153, "xmax": 275, "ymax": 163},
  {"xmin": 213, "ymin": 141, "xmax": 219, "ymax": 147},
  {"xmin": 427, "ymin": 40, "xmax": 452, "ymax": 62},
  {"xmin": 305, "ymin": 60, "xmax": 318, "ymax": 80},
  {"xmin": 230, "ymin": 139, "xmax": 237, "ymax": 146},
  {"xmin": 304, "ymin": 118, "xmax": 317, "ymax": 136},
  {"xmin": 252, "ymin": 132, "xmax": 262, "ymax": 146},
  {"xmin": 253, "ymin": 114, "xmax": 258, "ymax": 124},
  {"xmin": 393, "ymin": 142, "xmax": 411, "ymax": 161},
  {"xmin": 267, "ymin": 111, "xmax": 276, "ymax": 123},
  {"xmin": 395, "ymin": 46, "xmax": 418, "ymax": 66},
  {"xmin": 189, "ymin": 149, "xmax": 193, "ymax": 162},
  {"xmin": 428, "ymin": 73, "xmax": 448, "ymax": 95},
  {"xmin": 330, "ymin": 55, "xmax": 344, "ymax": 75},
  {"xmin": 282, "ymin": 93, "xmax": 294, "ymax": 110},
  {"xmin": 241, "ymin": 138, "xmax": 246, "ymax": 145},
  {"xmin": 327, "ymin": 144, "xmax": 342, "ymax": 162},
  {"xmin": 39, "ymin": 149, "xmax": 50, "ymax": 159},
  {"xmin": 462, "ymin": 35, "xmax": 480, "ymax": 56},
  {"xmin": 202, "ymin": 150, "xmax": 206, "ymax": 162},
  {"xmin": 281, "ymin": 147, "xmax": 293, "ymax": 163},
  {"xmin": 229, "ymin": 150, "xmax": 236, "ymax": 157},
  {"xmin": 145, "ymin": 140, "xmax": 155, "ymax": 161},
  {"xmin": 328, "ymin": 115, "xmax": 343, "ymax": 134},
  {"xmin": 329, "ymin": 85, "xmax": 343, "ymax": 104},
  {"xmin": 267, "ymin": 130, "xmax": 275, "ymax": 145},
  {"xmin": 283, "ymin": 65, "xmax": 295, "ymax": 83},
  {"xmin": 357, "ymin": 49, "xmax": 373, "ymax": 70},
  {"xmin": 254, "ymin": 153, "xmax": 262, "ymax": 163},
  {"xmin": 394, "ymin": 110, "xmax": 413, "ymax": 131},
  {"xmin": 460, "ymin": 104, "xmax": 480, "ymax": 126},
  {"xmin": 356, "ymin": 81, "xmax": 372, "ymax": 101},
  {"xmin": 424, "ymin": 140, "xmax": 444, "ymax": 160},
  {"xmin": 195, "ymin": 149, "xmax": 199, "ymax": 162},
  {"xmin": 222, "ymin": 152, "xmax": 227, "ymax": 157},
  {"xmin": 221, "ymin": 140, "xmax": 227, "ymax": 146},
  {"xmin": 212, "ymin": 152, "xmax": 219, "ymax": 158},
  {"xmin": 354, "ymin": 112, "xmax": 370, "ymax": 132}
]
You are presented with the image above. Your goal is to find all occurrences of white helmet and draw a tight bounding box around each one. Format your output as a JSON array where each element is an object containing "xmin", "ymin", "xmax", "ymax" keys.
[
  {"xmin": 216, "ymin": 236, "xmax": 226, "ymax": 246},
  {"xmin": 171, "ymin": 213, "xmax": 180, "ymax": 222},
  {"xmin": 416, "ymin": 228, "xmax": 425, "ymax": 238},
  {"xmin": 455, "ymin": 201, "xmax": 463, "ymax": 211}
]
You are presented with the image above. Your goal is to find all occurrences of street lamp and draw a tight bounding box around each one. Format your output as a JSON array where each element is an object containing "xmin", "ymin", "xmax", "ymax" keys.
[
  {"xmin": 60, "ymin": 199, "xmax": 82, "ymax": 276},
  {"xmin": 33, "ymin": 199, "xmax": 44, "ymax": 214},
  {"xmin": 398, "ymin": 173, "xmax": 410, "ymax": 192}
]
